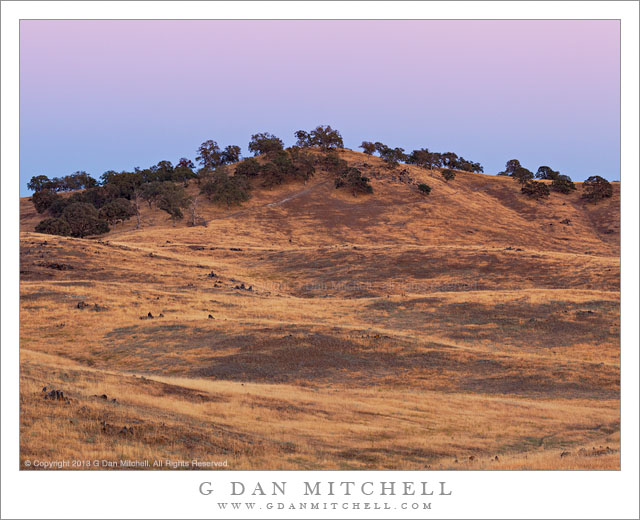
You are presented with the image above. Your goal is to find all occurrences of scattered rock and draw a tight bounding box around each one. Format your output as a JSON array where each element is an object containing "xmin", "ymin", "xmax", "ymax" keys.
[
  {"xmin": 229, "ymin": 247, "xmax": 243, "ymax": 251},
  {"xmin": 468, "ymin": 455, "xmax": 475, "ymax": 461},
  {"xmin": 119, "ymin": 426, "xmax": 134, "ymax": 436},
  {"xmin": 43, "ymin": 389, "xmax": 66, "ymax": 401},
  {"xmin": 207, "ymin": 271, "xmax": 217, "ymax": 278},
  {"xmin": 560, "ymin": 218, "xmax": 571, "ymax": 225},
  {"xmin": 147, "ymin": 312, "xmax": 154, "ymax": 318},
  {"xmin": 158, "ymin": 313, "xmax": 164, "ymax": 318},
  {"xmin": 208, "ymin": 314, "xmax": 214, "ymax": 319},
  {"xmin": 76, "ymin": 301, "xmax": 89, "ymax": 309}
]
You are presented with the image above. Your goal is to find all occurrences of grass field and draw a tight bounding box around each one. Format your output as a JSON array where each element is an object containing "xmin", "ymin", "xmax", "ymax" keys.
[{"xmin": 19, "ymin": 149, "xmax": 620, "ymax": 469}]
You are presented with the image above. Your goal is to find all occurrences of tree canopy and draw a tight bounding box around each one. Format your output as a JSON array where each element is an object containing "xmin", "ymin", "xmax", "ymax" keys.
[
  {"xmin": 295, "ymin": 125, "xmax": 344, "ymax": 150},
  {"xmin": 248, "ymin": 133, "xmax": 284, "ymax": 156},
  {"xmin": 582, "ymin": 175, "xmax": 613, "ymax": 203}
]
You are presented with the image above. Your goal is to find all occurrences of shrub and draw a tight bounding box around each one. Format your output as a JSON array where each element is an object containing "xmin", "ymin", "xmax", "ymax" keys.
[
  {"xmin": 441, "ymin": 169, "xmax": 456, "ymax": 182},
  {"xmin": 248, "ymin": 132, "xmax": 284, "ymax": 155},
  {"xmin": 334, "ymin": 167, "xmax": 373, "ymax": 196},
  {"xmin": 512, "ymin": 167, "xmax": 534, "ymax": 184},
  {"xmin": 260, "ymin": 162, "xmax": 286, "ymax": 189},
  {"xmin": 62, "ymin": 202, "xmax": 110, "ymax": 237},
  {"xmin": 521, "ymin": 180, "xmax": 550, "ymax": 199},
  {"xmin": 551, "ymin": 175, "xmax": 576, "ymax": 194},
  {"xmin": 417, "ymin": 183, "xmax": 432, "ymax": 195},
  {"xmin": 99, "ymin": 170, "xmax": 141, "ymax": 199},
  {"xmin": 139, "ymin": 181, "xmax": 164, "ymax": 209},
  {"xmin": 318, "ymin": 151, "xmax": 348, "ymax": 174},
  {"xmin": 235, "ymin": 157, "xmax": 262, "ymax": 178},
  {"xmin": 156, "ymin": 182, "xmax": 192, "ymax": 225},
  {"xmin": 289, "ymin": 147, "xmax": 316, "ymax": 181},
  {"xmin": 581, "ymin": 175, "xmax": 613, "ymax": 203},
  {"xmin": 98, "ymin": 198, "xmax": 136, "ymax": 226},
  {"xmin": 359, "ymin": 141, "xmax": 376, "ymax": 155},
  {"xmin": 200, "ymin": 169, "xmax": 250, "ymax": 207},
  {"xmin": 535, "ymin": 166, "xmax": 560, "ymax": 180},
  {"xmin": 48, "ymin": 198, "xmax": 71, "ymax": 218},
  {"xmin": 35, "ymin": 218, "xmax": 72, "ymax": 237},
  {"xmin": 31, "ymin": 189, "xmax": 60, "ymax": 214}
]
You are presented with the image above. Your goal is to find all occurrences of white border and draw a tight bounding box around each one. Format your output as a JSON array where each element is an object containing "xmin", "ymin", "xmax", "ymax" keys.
[{"xmin": 2, "ymin": 2, "xmax": 638, "ymax": 519}]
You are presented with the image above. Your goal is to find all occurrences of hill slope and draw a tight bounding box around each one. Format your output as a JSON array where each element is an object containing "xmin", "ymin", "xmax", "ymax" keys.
[{"xmin": 19, "ymin": 150, "xmax": 620, "ymax": 470}]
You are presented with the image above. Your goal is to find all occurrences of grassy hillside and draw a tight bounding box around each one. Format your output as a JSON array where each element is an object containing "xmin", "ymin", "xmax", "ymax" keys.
[{"xmin": 19, "ymin": 149, "xmax": 620, "ymax": 469}]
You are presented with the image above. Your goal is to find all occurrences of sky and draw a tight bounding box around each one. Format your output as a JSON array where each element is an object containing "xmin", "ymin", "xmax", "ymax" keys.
[{"xmin": 20, "ymin": 20, "xmax": 620, "ymax": 195}]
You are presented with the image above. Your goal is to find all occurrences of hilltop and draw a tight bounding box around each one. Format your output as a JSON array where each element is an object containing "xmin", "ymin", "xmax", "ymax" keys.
[
  {"xmin": 21, "ymin": 149, "xmax": 619, "ymax": 253},
  {"xmin": 19, "ymin": 148, "xmax": 620, "ymax": 470}
]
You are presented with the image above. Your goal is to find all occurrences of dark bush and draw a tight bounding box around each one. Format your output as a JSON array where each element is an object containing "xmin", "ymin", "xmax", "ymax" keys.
[
  {"xmin": 98, "ymin": 198, "xmax": 136, "ymax": 226},
  {"xmin": 289, "ymin": 147, "xmax": 316, "ymax": 181},
  {"xmin": 512, "ymin": 167, "xmax": 534, "ymax": 184},
  {"xmin": 581, "ymin": 175, "xmax": 613, "ymax": 203},
  {"xmin": 535, "ymin": 166, "xmax": 560, "ymax": 180},
  {"xmin": 139, "ymin": 181, "xmax": 163, "ymax": 209},
  {"xmin": 157, "ymin": 182, "xmax": 192, "ymax": 225},
  {"xmin": 200, "ymin": 168, "xmax": 250, "ymax": 207},
  {"xmin": 47, "ymin": 198, "xmax": 71, "ymax": 218},
  {"xmin": 318, "ymin": 151, "xmax": 348, "ymax": 174},
  {"xmin": 235, "ymin": 157, "xmax": 262, "ymax": 178},
  {"xmin": 551, "ymin": 175, "xmax": 576, "ymax": 194},
  {"xmin": 441, "ymin": 169, "xmax": 456, "ymax": 182},
  {"xmin": 521, "ymin": 180, "xmax": 550, "ymax": 199},
  {"xmin": 31, "ymin": 190, "xmax": 60, "ymax": 214},
  {"xmin": 35, "ymin": 218, "xmax": 72, "ymax": 237},
  {"xmin": 260, "ymin": 162, "xmax": 286, "ymax": 189},
  {"xmin": 417, "ymin": 183, "xmax": 432, "ymax": 195},
  {"xmin": 334, "ymin": 167, "xmax": 373, "ymax": 196},
  {"xmin": 62, "ymin": 202, "xmax": 110, "ymax": 237}
]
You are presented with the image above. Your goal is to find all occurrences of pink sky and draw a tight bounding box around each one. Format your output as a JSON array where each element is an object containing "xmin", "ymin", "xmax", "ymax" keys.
[{"xmin": 20, "ymin": 20, "xmax": 620, "ymax": 192}]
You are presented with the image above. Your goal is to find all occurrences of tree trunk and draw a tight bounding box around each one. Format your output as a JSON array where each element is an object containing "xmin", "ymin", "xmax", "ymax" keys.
[{"xmin": 133, "ymin": 190, "xmax": 141, "ymax": 229}]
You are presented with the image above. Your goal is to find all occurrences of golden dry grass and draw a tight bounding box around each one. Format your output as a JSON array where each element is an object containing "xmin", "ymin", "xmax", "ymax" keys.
[{"xmin": 19, "ymin": 149, "xmax": 620, "ymax": 470}]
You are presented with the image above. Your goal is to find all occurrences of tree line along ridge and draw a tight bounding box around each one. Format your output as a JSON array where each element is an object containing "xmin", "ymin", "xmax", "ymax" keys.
[{"xmin": 27, "ymin": 125, "xmax": 614, "ymax": 238}]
